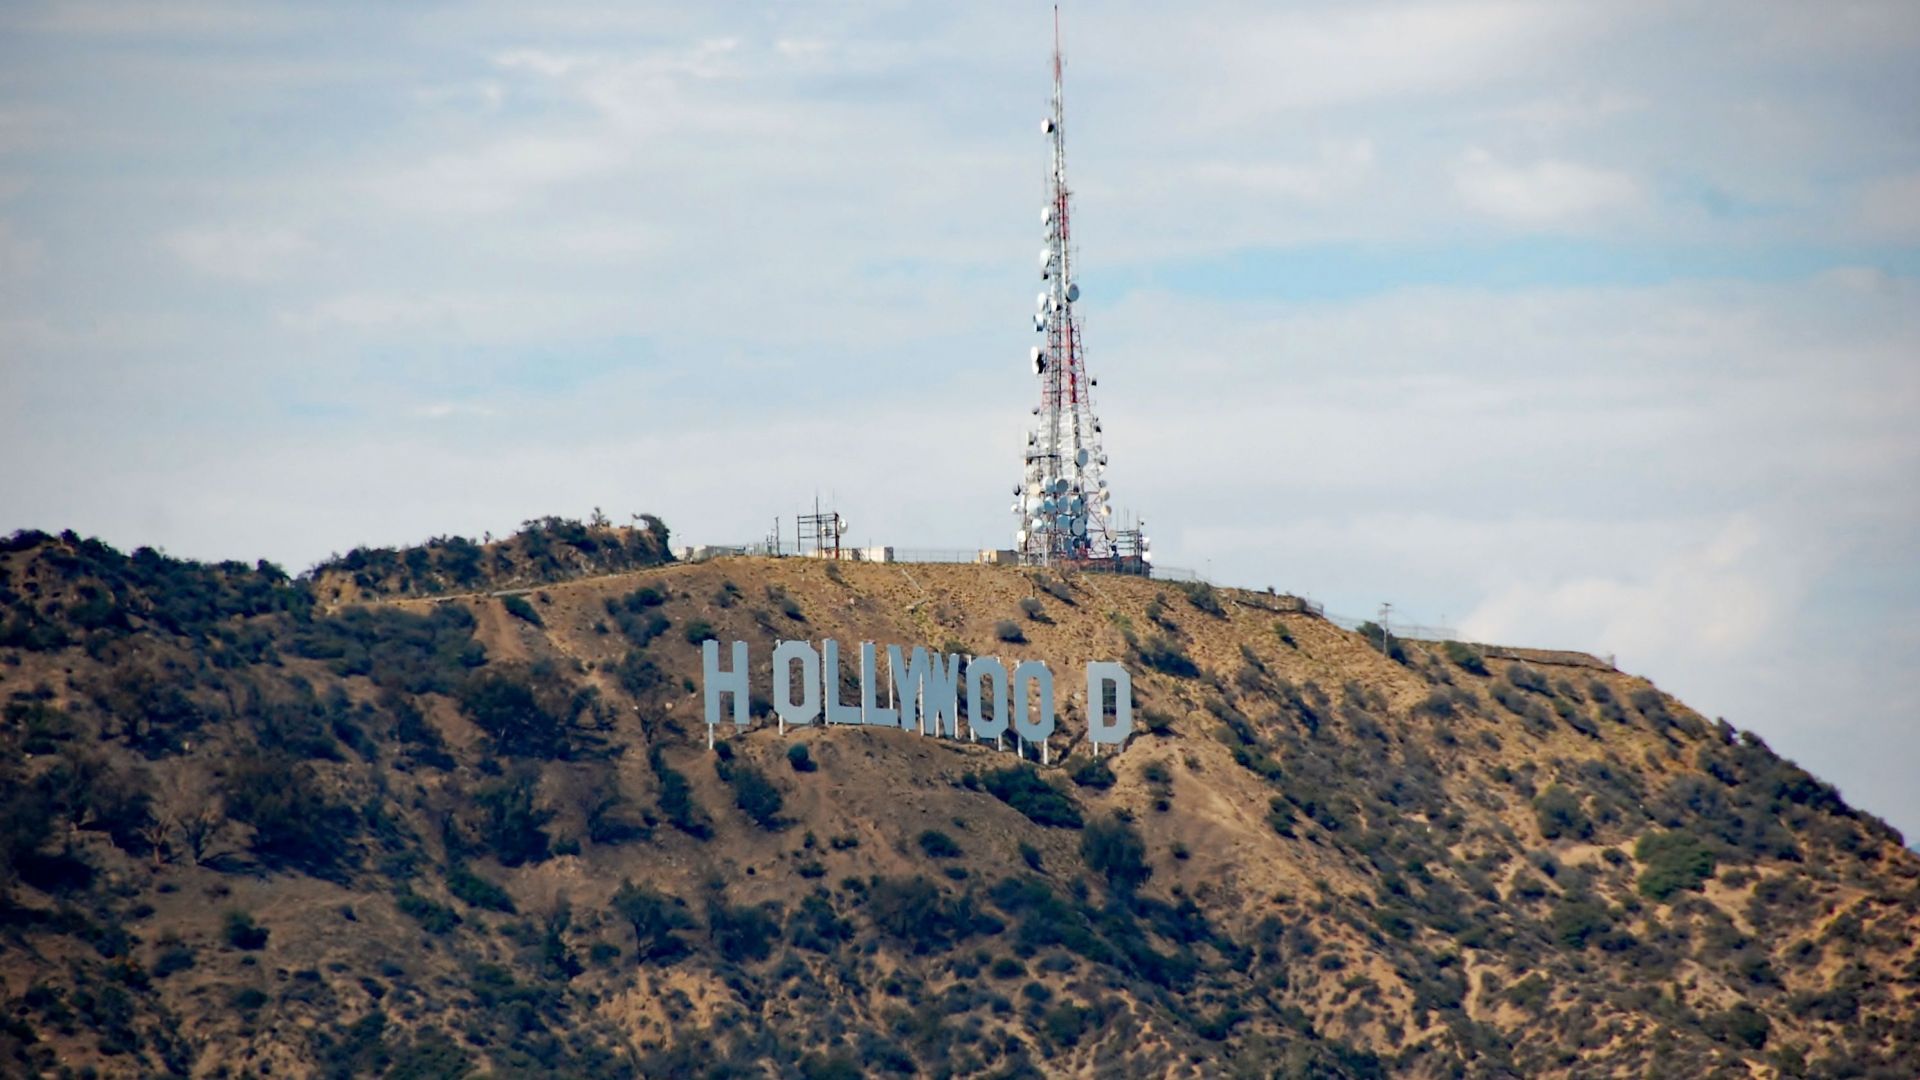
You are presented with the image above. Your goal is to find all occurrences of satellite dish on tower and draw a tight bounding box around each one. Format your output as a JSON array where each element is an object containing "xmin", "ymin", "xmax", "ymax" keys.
[
  {"xmin": 1066, "ymin": 282, "xmax": 1080, "ymax": 302},
  {"xmin": 1075, "ymin": 448, "xmax": 1090, "ymax": 467}
]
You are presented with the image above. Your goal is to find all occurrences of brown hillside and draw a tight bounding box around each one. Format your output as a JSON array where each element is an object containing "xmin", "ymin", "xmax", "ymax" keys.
[{"xmin": 0, "ymin": 530, "xmax": 1915, "ymax": 1079}]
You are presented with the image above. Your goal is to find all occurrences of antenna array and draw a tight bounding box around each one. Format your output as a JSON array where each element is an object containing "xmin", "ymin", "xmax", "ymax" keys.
[{"xmin": 1011, "ymin": 10, "xmax": 1147, "ymax": 574}]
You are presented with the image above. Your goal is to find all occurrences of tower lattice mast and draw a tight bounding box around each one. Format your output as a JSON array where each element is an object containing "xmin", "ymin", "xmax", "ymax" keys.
[{"xmin": 1014, "ymin": 9, "xmax": 1132, "ymax": 570}]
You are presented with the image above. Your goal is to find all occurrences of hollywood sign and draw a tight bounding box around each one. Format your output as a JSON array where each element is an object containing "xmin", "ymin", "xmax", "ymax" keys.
[{"xmin": 702, "ymin": 639, "xmax": 1133, "ymax": 761}]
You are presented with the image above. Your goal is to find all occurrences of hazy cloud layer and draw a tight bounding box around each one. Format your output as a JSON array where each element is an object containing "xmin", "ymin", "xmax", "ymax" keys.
[{"xmin": 1, "ymin": 0, "xmax": 1916, "ymax": 836}]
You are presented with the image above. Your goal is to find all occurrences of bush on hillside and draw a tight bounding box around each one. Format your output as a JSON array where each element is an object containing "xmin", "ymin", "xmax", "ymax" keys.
[
  {"xmin": 1442, "ymin": 640, "xmax": 1488, "ymax": 675},
  {"xmin": 222, "ymin": 751, "xmax": 358, "ymax": 875},
  {"xmin": 1132, "ymin": 633, "xmax": 1198, "ymax": 679},
  {"xmin": 917, "ymin": 830, "xmax": 962, "ymax": 859},
  {"xmin": 994, "ymin": 620, "xmax": 1026, "ymax": 644},
  {"xmin": 707, "ymin": 897, "xmax": 780, "ymax": 964},
  {"xmin": 457, "ymin": 668, "xmax": 574, "ymax": 760},
  {"xmin": 446, "ymin": 866, "xmax": 516, "ymax": 913},
  {"xmin": 612, "ymin": 881, "xmax": 693, "ymax": 963},
  {"xmin": 1635, "ymin": 830, "xmax": 1716, "ymax": 901},
  {"xmin": 223, "ymin": 911, "xmax": 269, "ymax": 951},
  {"xmin": 648, "ymin": 747, "xmax": 710, "ymax": 839},
  {"xmin": 1081, "ymin": 816, "xmax": 1151, "ymax": 893},
  {"xmin": 1069, "ymin": 756, "xmax": 1116, "ymax": 790},
  {"xmin": 1180, "ymin": 581, "xmax": 1225, "ymax": 617},
  {"xmin": 500, "ymin": 594, "xmax": 543, "ymax": 628},
  {"xmin": 1534, "ymin": 785, "xmax": 1594, "ymax": 841},
  {"xmin": 473, "ymin": 768, "xmax": 551, "ymax": 867},
  {"xmin": 982, "ymin": 767, "xmax": 1082, "ymax": 829},
  {"xmin": 720, "ymin": 761, "xmax": 785, "ymax": 831},
  {"xmin": 291, "ymin": 604, "xmax": 485, "ymax": 696},
  {"xmin": 866, "ymin": 875, "xmax": 994, "ymax": 954}
]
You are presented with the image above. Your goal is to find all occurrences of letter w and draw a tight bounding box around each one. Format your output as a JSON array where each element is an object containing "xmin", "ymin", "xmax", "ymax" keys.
[{"xmin": 892, "ymin": 645, "xmax": 960, "ymax": 737}]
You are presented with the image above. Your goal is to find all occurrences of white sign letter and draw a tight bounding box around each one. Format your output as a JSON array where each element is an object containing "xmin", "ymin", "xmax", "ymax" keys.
[
  {"xmin": 1086, "ymin": 661, "xmax": 1132, "ymax": 748},
  {"xmin": 889, "ymin": 645, "xmax": 927, "ymax": 733},
  {"xmin": 702, "ymin": 639, "xmax": 750, "ymax": 744},
  {"xmin": 924, "ymin": 651, "xmax": 964, "ymax": 738},
  {"xmin": 773, "ymin": 640, "xmax": 821, "ymax": 731},
  {"xmin": 1013, "ymin": 660, "xmax": 1056, "ymax": 760},
  {"xmin": 822, "ymin": 639, "xmax": 861, "ymax": 725},
  {"xmin": 860, "ymin": 641, "xmax": 899, "ymax": 727},
  {"xmin": 966, "ymin": 656, "xmax": 1010, "ymax": 744}
]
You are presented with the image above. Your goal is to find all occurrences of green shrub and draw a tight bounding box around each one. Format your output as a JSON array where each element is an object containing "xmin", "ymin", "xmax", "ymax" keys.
[
  {"xmin": 1069, "ymin": 756, "xmax": 1115, "ymax": 789},
  {"xmin": 994, "ymin": 620, "xmax": 1026, "ymax": 644},
  {"xmin": 1709, "ymin": 1003, "xmax": 1770, "ymax": 1049},
  {"xmin": 1133, "ymin": 634, "xmax": 1198, "ymax": 678},
  {"xmin": 1081, "ymin": 816, "xmax": 1150, "ymax": 893},
  {"xmin": 500, "ymin": 594, "xmax": 543, "ymax": 627},
  {"xmin": 152, "ymin": 938, "xmax": 195, "ymax": 978},
  {"xmin": 648, "ymin": 747, "xmax": 710, "ymax": 839},
  {"xmin": 224, "ymin": 911, "xmax": 269, "ymax": 951},
  {"xmin": 446, "ymin": 866, "xmax": 516, "ymax": 913},
  {"xmin": 457, "ymin": 668, "xmax": 574, "ymax": 759},
  {"xmin": 474, "ymin": 768, "xmax": 551, "ymax": 866},
  {"xmin": 1550, "ymin": 897, "xmax": 1613, "ymax": 950},
  {"xmin": 982, "ymin": 767, "xmax": 1082, "ymax": 828},
  {"xmin": 222, "ymin": 751, "xmax": 358, "ymax": 875},
  {"xmin": 1266, "ymin": 797, "xmax": 1297, "ymax": 837},
  {"xmin": 1635, "ymin": 830, "xmax": 1716, "ymax": 901},
  {"xmin": 1018, "ymin": 597, "xmax": 1045, "ymax": 621},
  {"xmin": 1041, "ymin": 1002, "xmax": 1091, "ymax": 1047},
  {"xmin": 800, "ymin": 1053, "xmax": 863, "ymax": 1080},
  {"xmin": 1534, "ymin": 785, "xmax": 1594, "ymax": 841},
  {"xmin": 1442, "ymin": 640, "xmax": 1487, "ymax": 675},
  {"xmin": 708, "ymin": 899, "xmax": 780, "ymax": 964},
  {"xmin": 682, "ymin": 620, "xmax": 716, "ymax": 646},
  {"xmin": 866, "ymin": 875, "xmax": 992, "ymax": 954},
  {"xmin": 918, "ymin": 830, "xmax": 962, "ymax": 859},
  {"xmin": 612, "ymin": 881, "xmax": 692, "ymax": 963},
  {"xmin": 1505, "ymin": 663, "xmax": 1550, "ymax": 694},
  {"xmin": 394, "ymin": 890, "xmax": 459, "ymax": 935},
  {"xmin": 1180, "ymin": 581, "xmax": 1225, "ymax": 617},
  {"xmin": 722, "ymin": 762, "xmax": 784, "ymax": 830},
  {"xmin": 786, "ymin": 743, "xmax": 816, "ymax": 772}
]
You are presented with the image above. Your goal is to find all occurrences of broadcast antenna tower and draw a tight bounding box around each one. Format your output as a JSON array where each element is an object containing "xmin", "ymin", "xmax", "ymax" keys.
[{"xmin": 1013, "ymin": 8, "xmax": 1144, "ymax": 572}]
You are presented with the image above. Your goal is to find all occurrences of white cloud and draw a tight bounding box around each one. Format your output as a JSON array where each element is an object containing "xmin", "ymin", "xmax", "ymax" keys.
[
  {"xmin": 1189, "ymin": 140, "xmax": 1375, "ymax": 200},
  {"xmin": 1461, "ymin": 514, "xmax": 1789, "ymax": 662},
  {"xmin": 1451, "ymin": 147, "xmax": 1641, "ymax": 224},
  {"xmin": 165, "ymin": 225, "xmax": 308, "ymax": 282},
  {"xmin": 373, "ymin": 136, "xmax": 620, "ymax": 216},
  {"xmin": 0, "ymin": 220, "xmax": 42, "ymax": 278},
  {"xmin": 1856, "ymin": 172, "xmax": 1920, "ymax": 239},
  {"xmin": 414, "ymin": 402, "xmax": 497, "ymax": 420}
]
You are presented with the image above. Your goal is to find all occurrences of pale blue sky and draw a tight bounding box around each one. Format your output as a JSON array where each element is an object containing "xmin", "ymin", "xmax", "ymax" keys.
[{"xmin": 2, "ymin": 1, "xmax": 1916, "ymax": 837}]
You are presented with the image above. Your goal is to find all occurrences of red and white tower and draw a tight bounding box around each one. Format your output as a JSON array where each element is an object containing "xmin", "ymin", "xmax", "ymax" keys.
[{"xmin": 1014, "ymin": 11, "xmax": 1140, "ymax": 571}]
